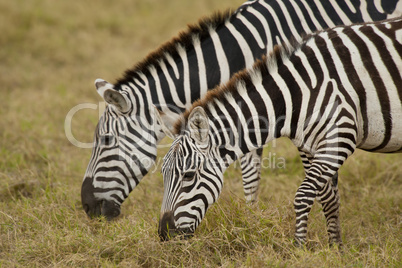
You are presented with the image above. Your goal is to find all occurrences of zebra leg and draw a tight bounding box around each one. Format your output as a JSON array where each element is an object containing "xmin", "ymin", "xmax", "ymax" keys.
[
  {"xmin": 298, "ymin": 150, "xmax": 342, "ymax": 246},
  {"xmin": 298, "ymin": 150, "xmax": 312, "ymax": 175},
  {"xmin": 294, "ymin": 177, "xmax": 316, "ymax": 246},
  {"xmin": 316, "ymin": 172, "xmax": 342, "ymax": 247},
  {"xmin": 293, "ymin": 155, "xmax": 344, "ymax": 246},
  {"xmin": 240, "ymin": 148, "xmax": 263, "ymax": 203}
]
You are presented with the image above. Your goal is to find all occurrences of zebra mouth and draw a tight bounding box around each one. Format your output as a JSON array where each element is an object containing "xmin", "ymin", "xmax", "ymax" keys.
[
  {"xmin": 100, "ymin": 199, "xmax": 121, "ymax": 220},
  {"xmin": 158, "ymin": 211, "xmax": 195, "ymax": 241},
  {"xmin": 178, "ymin": 228, "xmax": 194, "ymax": 240},
  {"xmin": 82, "ymin": 199, "xmax": 121, "ymax": 220},
  {"xmin": 159, "ymin": 227, "xmax": 194, "ymax": 242}
]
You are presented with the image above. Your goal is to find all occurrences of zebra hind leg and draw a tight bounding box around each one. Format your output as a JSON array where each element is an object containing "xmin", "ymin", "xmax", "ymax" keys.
[
  {"xmin": 293, "ymin": 159, "xmax": 343, "ymax": 247},
  {"xmin": 317, "ymin": 172, "xmax": 342, "ymax": 247},
  {"xmin": 240, "ymin": 148, "xmax": 263, "ymax": 203}
]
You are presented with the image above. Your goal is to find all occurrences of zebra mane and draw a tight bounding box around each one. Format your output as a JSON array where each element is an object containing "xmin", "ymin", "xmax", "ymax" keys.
[
  {"xmin": 173, "ymin": 36, "xmax": 306, "ymax": 134},
  {"xmin": 114, "ymin": 9, "xmax": 234, "ymax": 87}
]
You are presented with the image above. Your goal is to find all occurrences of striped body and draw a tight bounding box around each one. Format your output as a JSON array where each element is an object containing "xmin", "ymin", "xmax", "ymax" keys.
[
  {"xmin": 81, "ymin": 0, "xmax": 401, "ymax": 220},
  {"xmin": 158, "ymin": 18, "xmax": 402, "ymax": 246}
]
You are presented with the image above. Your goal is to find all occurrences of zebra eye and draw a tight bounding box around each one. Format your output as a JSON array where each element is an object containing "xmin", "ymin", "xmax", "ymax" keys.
[
  {"xmin": 182, "ymin": 171, "xmax": 196, "ymax": 182},
  {"xmin": 100, "ymin": 134, "xmax": 115, "ymax": 146}
]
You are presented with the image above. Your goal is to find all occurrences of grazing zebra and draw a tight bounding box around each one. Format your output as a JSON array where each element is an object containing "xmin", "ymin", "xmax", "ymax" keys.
[
  {"xmin": 157, "ymin": 18, "xmax": 402, "ymax": 246},
  {"xmin": 81, "ymin": 0, "xmax": 402, "ymax": 220}
]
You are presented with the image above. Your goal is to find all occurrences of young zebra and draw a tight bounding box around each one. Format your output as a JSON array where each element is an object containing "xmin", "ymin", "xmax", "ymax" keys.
[
  {"xmin": 157, "ymin": 18, "xmax": 402, "ymax": 246},
  {"xmin": 81, "ymin": 0, "xmax": 402, "ymax": 220}
]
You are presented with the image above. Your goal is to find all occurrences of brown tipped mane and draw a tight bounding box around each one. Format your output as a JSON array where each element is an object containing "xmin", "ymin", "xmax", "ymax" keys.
[{"xmin": 114, "ymin": 9, "xmax": 234, "ymax": 87}]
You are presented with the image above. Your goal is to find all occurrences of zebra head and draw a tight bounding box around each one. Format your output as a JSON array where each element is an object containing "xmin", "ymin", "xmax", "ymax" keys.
[
  {"xmin": 81, "ymin": 79, "xmax": 159, "ymax": 220},
  {"xmin": 158, "ymin": 107, "xmax": 225, "ymax": 241}
]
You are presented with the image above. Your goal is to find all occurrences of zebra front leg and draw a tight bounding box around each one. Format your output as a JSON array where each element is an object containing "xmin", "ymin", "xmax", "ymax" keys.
[
  {"xmin": 293, "ymin": 178, "xmax": 316, "ymax": 246},
  {"xmin": 240, "ymin": 148, "xmax": 263, "ymax": 203}
]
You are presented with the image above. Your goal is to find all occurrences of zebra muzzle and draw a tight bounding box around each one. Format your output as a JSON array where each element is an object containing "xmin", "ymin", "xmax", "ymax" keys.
[
  {"xmin": 158, "ymin": 211, "xmax": 194, "ymax": 241},
  {"xmin": 159, "ymin": 211, "xmax": 176, "ymax": 241},
  {"xmin": 81, "ymin": 177, "xmax": 121, "ymax": 220},
  {"xmin": 100, "ymin": 199, "xmax": 121, "ymax": 220}
]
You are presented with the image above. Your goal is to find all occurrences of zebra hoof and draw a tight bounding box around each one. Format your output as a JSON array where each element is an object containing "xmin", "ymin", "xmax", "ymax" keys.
[
  {"xmin": 293, "ymin": 237, "xmax": 306, "ymax": 248},
  {"xmin": 329, "ymin": 239, "xmax": 343, "ymax": 252}
]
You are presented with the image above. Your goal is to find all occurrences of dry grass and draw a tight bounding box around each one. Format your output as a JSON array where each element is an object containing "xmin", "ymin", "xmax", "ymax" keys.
[{"xmin": 0, "ymin": 0, "xmax": 401, "ymax": 267}]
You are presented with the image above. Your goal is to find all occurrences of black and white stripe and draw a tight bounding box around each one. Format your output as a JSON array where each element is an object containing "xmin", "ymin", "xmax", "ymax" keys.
[
  {"xmin": 81, "ymin": 0, "xmax": 401, "ymax": 220},
  {"xmin": 158, "ymin": 18, "xmax": 402, "ymax": 246}
]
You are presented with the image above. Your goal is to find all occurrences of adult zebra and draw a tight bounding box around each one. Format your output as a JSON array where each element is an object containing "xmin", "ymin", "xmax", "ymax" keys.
[
  {"xmin": 157, "ymin": 18, "xmax": 402, "ymax": 246},
  {"xmin": 81, "ymin": 0, "xmax": 402, "ymax": 220}
]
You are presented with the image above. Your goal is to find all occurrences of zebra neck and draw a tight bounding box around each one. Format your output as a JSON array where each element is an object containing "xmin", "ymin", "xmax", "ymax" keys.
[
  {"xmin": 203, "ymin": 51, "xmax": 305, "ymax": 163},
  {"xmin": 206, "ymin": 83, "xmax": 290, "ymax": 164}
]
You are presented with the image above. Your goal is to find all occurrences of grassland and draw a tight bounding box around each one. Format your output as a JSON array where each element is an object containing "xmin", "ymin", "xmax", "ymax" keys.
[{"xmin": 0, "ymin": 0, "xmax": 401, "ymax": 267}]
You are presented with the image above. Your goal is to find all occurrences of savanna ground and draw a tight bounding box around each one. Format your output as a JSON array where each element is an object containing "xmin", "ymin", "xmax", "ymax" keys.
[{"xmin": 0, "ymin": 0, "xmax": 401, "ymax": 267}]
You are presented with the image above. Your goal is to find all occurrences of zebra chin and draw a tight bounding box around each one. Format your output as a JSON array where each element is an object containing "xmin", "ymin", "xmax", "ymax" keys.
[
  {"xmin": 81, "ymin": 177, "xmax": 121, "ymax": 221},
  {"xmin": 158, "ymin": 211, "xmax": 194, "ymax": 241}
]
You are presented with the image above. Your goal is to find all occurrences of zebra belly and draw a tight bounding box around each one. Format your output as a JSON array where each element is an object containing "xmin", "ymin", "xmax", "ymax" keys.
[{"xmin": 358, "ymin": 107, "xmax": 402, "ymax": 153}]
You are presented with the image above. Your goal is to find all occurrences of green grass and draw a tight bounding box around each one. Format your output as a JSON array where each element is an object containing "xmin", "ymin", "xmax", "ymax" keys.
[{"xmin": 0, "ymin": 0, "xmax": 401, "ymax": 266}]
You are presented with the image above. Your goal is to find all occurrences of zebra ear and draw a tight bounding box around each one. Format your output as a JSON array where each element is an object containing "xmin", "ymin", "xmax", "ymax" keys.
[
  {"xmin": 103, "ymin": 89, "xmax": 130, "ymax": 113},
  {"xmin": 95, "ymin": 79, "xmax": 112, "ymax": 97},
  {"xmin": 95, "ymin": 79, "xmax": 130, "ymax": 113},
  {"xmin": 188, "ymin": 106, "xmax": 209, "ymax": 145},
  {"xmin": 153, "ymin": 105, "xmax": 177, "ymax": 140}
]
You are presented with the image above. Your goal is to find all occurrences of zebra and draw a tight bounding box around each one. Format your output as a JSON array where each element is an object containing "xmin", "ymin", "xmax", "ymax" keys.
[
  {"xmin": 157, "ymin": 18, "xmax": 402, "ymax": 246},
  {"xmin": 81, "ymin": 0, "xmax": 402, "ymax": 220}
]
